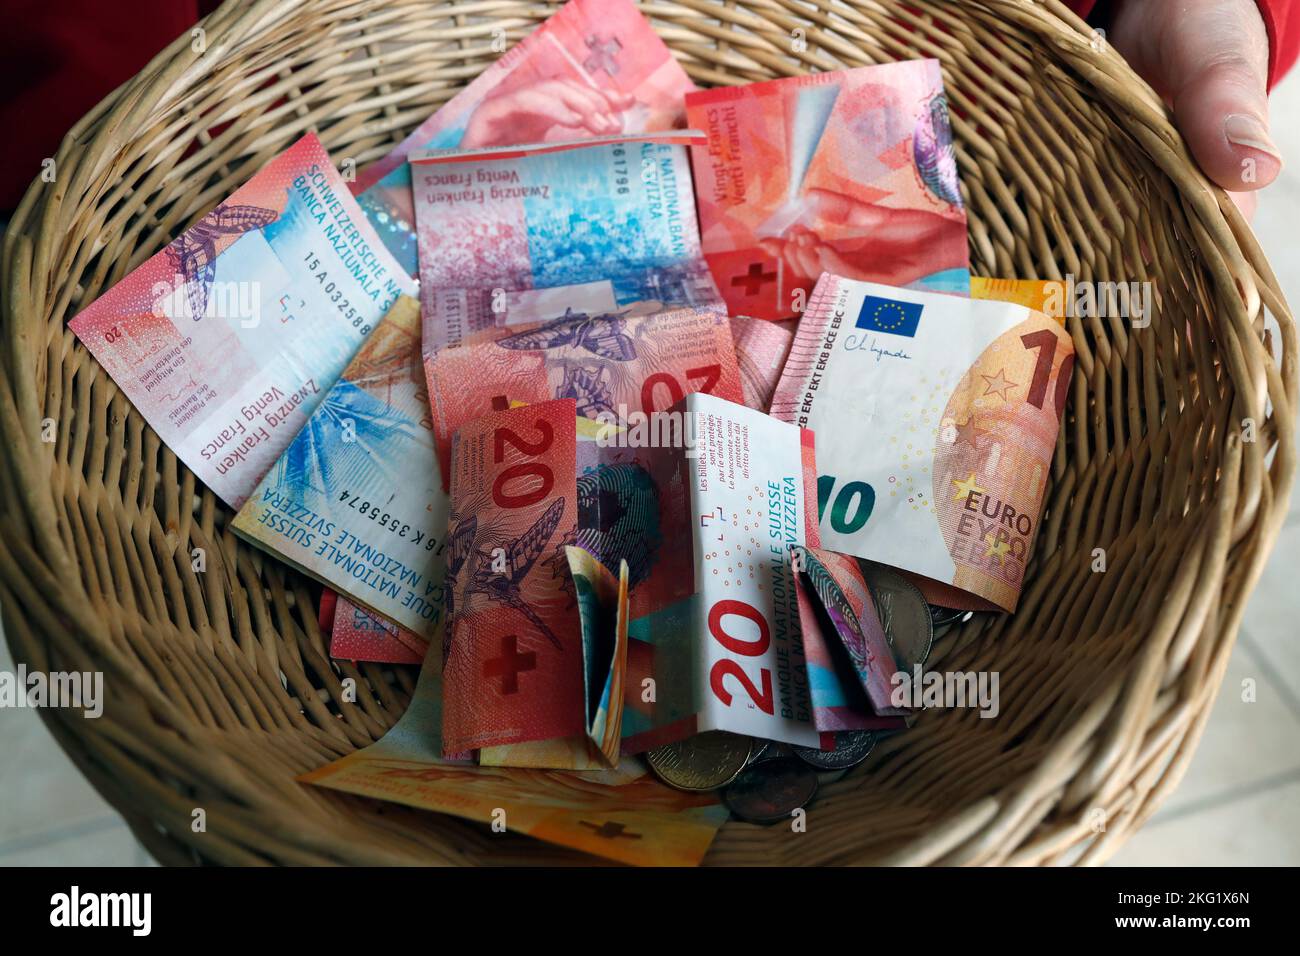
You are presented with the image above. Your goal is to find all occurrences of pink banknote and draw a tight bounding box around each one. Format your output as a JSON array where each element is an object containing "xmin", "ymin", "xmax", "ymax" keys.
[
  {"xmin": 791, "ymin": 545, "xmax": 907, "ymax": 732},
  {"xmin": 410, "ymin": 131, "xmax": 713, "ymax": 352},
  {"xmin": 424, "ymin": 305, "xmax": 744, "ymax": 487},
  {"xmin": 321, "ymin": 590, "xmax": 428, "ymax": 666},
  {"xmin": 729, "ymin": 314, "xmax": 796, "ymax": 411},
  {"xmin": 69, "ymin": 134, "xmax": 416, "ymax": 508},
  {"xmin": 353, "ymin": 0, "xmax": 696, "ymax": 276},
  {"xmin": 686, "ymin": 61, "xmax": 970, "ymax": 321}
]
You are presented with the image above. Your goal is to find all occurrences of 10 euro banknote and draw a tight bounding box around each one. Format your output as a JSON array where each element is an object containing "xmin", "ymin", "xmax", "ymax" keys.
[
  {"xmin": 770, "ymin": 274, "xmax": 1074, "ymax": 612},
  {"xmin": 69, "ymin": 134, "xmax": 416, "ymax": 508},
  {"xmin": 353, "ymin": 0, "xmax": 697, "ymax": 275}
]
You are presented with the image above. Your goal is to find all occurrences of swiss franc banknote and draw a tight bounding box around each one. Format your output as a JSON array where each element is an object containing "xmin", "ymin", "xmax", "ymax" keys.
[
  {"xmin": 730, "ymin": 314, "xmax": 796, "ymax": 411},
  {"xmin": 609, "ymin": 393, "xmax": 821, "ymax": 751},
  {"xmin": 424, "ymin": 304, "xmax": 744, "ymax": 485},
  {"xmin": 69, "ymin": 134, "xmax": 416, "ymax": 508},
  {"xmin": 971, "ymin": 277, "xmax": 1068, "ymax": 321},
  {"xmin": 411, "ymin": 131, "xmax": 717, "ymax": 353},
  {"xmin": 321, "ymin": 590, "xmax": 427, "ymax": 665},
  {"xmin": 300, "ymin": 650, "xmax": 729, "ymax": 867},
  {"xmin": 230, "ymin": 295, "xmax": 450, "ymax": 638},
  {"xmin": 791, "ymin": 545, "xmax": 909, "ymax": 732},
  {"xmin": 770, "ymin": 274, "xmax": 1075, "ymax": 612},
  {"xmin": 422, "ymin": 259, "xmax": 721, "ymax": 353},
  {"xmin": 686, "ymin": 61, "xmax": 970, "ymax": 321},
  {"xmin": 443, "ymin": 399, "xmax": 631, "ymax": 769},
  {"xmin": 353, "ymin": 0, "xmax": 696, "ymax": 275},
  {"xmin": 681, "ymin": 393, "xmax": 821, "ymax": 746}
]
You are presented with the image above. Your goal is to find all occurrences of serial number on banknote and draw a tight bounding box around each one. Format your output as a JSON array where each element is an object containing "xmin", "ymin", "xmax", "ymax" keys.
[
  {"xmin": 302, "ymin": 251, "xmax": 374, "ymax": 336},
  {"xmin": 337, "ymin": 490, "xmax": 442, "ymax": 551}
]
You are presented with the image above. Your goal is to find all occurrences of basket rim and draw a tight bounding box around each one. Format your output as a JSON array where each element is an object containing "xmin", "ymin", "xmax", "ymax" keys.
[{"xmin": 0, "ymin": 0, "xmax": 1295, "ymax": 867}]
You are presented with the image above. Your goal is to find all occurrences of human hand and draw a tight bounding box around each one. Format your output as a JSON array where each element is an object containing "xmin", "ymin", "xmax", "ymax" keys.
[
  {"xmin": 1108, "ymin": 0, "xmax": 1282, "ymax": 214},
  {"xmin": 461, "ymin": 78, "xmax": 636, "ymax": 147}
]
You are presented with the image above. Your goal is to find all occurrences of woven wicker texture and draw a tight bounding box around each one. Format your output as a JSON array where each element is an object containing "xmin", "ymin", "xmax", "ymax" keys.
[{"xmin": 1, "ymin": 0, "xmax": 1295, "ymax": 866}]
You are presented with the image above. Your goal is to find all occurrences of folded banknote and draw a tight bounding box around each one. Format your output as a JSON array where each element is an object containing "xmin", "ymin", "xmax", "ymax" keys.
[
  {"xmin": 441, "ymin": 399, "xmax": 631, "ymax": 768},
  {"xmin": 300, "ymin": 649, "xmax": 729, "ymax": 867},
  {"xmin": 411, "ymin": 131, "xmax": 720, "ymax": 354},
  {"xmin": 686, "ymin": 60, "xmax": 970, "ymax": 321},
  {"xmin": 602, "ymin": 392, "xmax": 823, "ymax": 751},
  {"xmin": 792, "ymin": 545, "xmax": 909, "ymax": 733},
  {"xmin": 770, "ymin": 273, "xmax": 1075, "ymax": 612},
  {"xmin": 69, "ymin": 133, "xmax": 416, "ymax": 508},
  {"xmin": 354, "ymin": 0, "xmax": 696, "ymax": 275},
  {"xmin": 729, "ymin": 314, "xmax": 796, "ymax": 411},
  {"xmin": 320, "ymin": 590, "xmax": 427, "ymax": 666},
  {"xmin": 424, "ymin": 303, "xmax": 744, "ymax": 487},
  {"xmin": 230, "ymin": 295, "xmax": 450, "ymax": 638}
]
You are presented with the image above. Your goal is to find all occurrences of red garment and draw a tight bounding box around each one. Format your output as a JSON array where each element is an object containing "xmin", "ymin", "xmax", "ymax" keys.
[{"xmin": 0, "ymin": 1, "xmax": 1296, "ymax": 210}]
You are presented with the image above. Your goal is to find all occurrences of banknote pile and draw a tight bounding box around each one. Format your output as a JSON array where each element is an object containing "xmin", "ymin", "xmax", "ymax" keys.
[{"xmin": 69, "ymin": 0, "xmax": 1074, "ymax": 866}]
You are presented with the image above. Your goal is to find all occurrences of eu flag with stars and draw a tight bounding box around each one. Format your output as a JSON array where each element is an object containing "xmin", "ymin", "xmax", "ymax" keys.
[{"xmin": 855, "ymin": 295, "xmax": 923, "ymax": 337}]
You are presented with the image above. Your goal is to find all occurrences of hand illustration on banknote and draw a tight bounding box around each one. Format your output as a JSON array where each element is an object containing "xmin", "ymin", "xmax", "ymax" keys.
[
  {"xmin": 756, "ymin": 188, "xmax": 965, "ymax": 288},
  {"xmin": 461, "ymin": 78, "xmax": 636, "ymax": 146}
]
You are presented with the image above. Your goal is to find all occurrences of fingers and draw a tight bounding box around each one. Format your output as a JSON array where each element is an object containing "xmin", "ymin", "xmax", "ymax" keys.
[{"xmin": 1110, "ymin": 0, "xmax": 1281, "ymax": 191}]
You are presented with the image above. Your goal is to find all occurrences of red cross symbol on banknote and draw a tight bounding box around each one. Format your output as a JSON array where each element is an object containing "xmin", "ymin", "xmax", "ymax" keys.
[
  {"xmin": 732, "ymin": 262, "xmax": 777, "ymax": 296},
  {"xmin": 483, "ymin": 634, "xmax": 537, "ymax": 694},
  {"xmin": 584, "ymin": 35, "xmax": 623, "ymax": 76},
  {"xmin": 579, "ymin": 820, "xmax": 643, "ymax": 840}
]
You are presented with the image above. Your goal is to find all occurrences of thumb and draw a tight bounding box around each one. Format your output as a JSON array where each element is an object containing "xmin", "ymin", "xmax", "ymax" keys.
[{"xmin": 1111, "ymin": 0, "xmax": 1282, "ymax": 191}]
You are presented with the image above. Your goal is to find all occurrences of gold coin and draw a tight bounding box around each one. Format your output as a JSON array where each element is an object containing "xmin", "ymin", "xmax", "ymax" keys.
[{"xmin": 645, "ymin": 731, "xmax": 754, "ymax": 792}]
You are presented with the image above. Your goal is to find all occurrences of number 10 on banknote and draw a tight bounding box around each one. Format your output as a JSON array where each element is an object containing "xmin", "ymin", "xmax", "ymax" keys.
[{"xmin": 771, "ymin": 274, "xmax": 1074, "ymax": 612}]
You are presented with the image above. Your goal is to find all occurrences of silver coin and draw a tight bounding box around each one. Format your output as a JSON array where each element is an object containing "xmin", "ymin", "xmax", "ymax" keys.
[
  {"xmin": 792, "ymin": 730, "xmax": 877, "ymax": 770},
  {"xmin": 645, "ymin": 731, "xmax": 753, "ymax": 792},
  {"xmin": 928, "ymin": 604, "xmax": 969, "ymax": 629},
  {"xmin": 745, "ymin": 738, "xmax": 778, "ymax": 766},
  {"xmin": 722, "ymin": 757, "xmax": 819, "ymax": 824},
  {"xmin": 859, "ymin": 562, "xmax": 934, "ymax": 669}
]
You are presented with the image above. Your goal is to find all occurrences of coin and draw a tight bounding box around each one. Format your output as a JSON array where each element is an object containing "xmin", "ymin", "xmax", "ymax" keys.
[
  {"xmin": 722, "ymin": 757, "xmax": 819, "ymax": 824},
  {"xmin": 859, "ymin": 562, "xmax": 934, "ymax": 669},
  {"xmin": 645, "ymin": 731, "xmax": 753, "ymax": 792},
  {"xmin": 792, "ymin": 730, "xmax": 877, "ymax": 770},
  {"xmin": 928, "ymin": 604, "xmax": 970, "ymax": 629},
  {"xmin": 745, "ymin": 738, "xmax": 775, "ymax": 766}
]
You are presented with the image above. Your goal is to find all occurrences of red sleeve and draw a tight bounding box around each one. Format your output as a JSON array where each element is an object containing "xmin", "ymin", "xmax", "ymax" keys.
[
  {"xmin": 1257, "ymin": 0, "xmax": 1300, "ymax": 87},
  {"xmin": 0, "ymin": 0, "xmax": 200, "ymax": 210},
  {"xmin": 1066, "ymin": 0, "xmax": 1298, "ymax": 89}
]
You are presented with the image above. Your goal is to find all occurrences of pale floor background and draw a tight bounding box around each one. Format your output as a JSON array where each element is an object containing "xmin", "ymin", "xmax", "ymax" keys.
[{"xmin": 1, "ymin": 76, "xmax": 1297, "ymax": 869}]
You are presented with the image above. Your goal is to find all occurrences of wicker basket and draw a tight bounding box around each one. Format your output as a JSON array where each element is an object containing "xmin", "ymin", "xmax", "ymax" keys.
[{"xmin": 0, "ymin": 0, "xmax": 1294, "ymax": 866}]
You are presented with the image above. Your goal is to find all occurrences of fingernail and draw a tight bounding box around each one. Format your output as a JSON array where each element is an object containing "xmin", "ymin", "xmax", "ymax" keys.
[{"xmin": 1224, "ymin": 114, "xmax": 1282, "ymax": 161}]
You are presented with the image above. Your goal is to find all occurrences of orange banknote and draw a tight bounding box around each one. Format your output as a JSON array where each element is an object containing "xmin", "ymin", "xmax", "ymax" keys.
[{"xmin": 301, "ymin": 651, "xmax": 728, "ymax": 866}]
